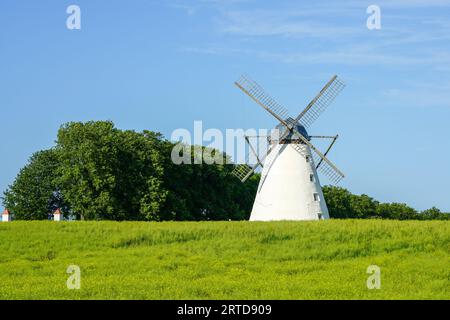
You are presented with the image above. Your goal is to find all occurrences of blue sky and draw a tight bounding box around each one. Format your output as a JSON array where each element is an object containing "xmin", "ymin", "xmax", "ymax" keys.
[{"xmin": 1, "ymin": 0, "xmax": 450, "ymax": 211}]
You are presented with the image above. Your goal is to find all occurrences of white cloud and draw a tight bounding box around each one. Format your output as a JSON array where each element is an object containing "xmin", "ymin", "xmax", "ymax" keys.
[
  {"xmin": 217, "ymin": 10, "xmax": 361, "ymax": 38},
  {"xmin": 175, "ymin": 1, "xmax": 450, "ymax": 71},
  {"xmin": 381, "ymin": 81, "xmax": 450, "ymax": 108},
  {"xmin": 168, "ymin": 3, "xmax": 197, "ymax": 16},
  {"xmin": 377, "ymin": 0, "xmax": 450, "ymax": 7}
]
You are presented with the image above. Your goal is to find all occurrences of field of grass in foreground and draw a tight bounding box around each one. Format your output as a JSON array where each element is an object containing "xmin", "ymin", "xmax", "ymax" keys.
[{"xmin": 0, "ymin": 220, "xmax": 448, "ymax": 300}]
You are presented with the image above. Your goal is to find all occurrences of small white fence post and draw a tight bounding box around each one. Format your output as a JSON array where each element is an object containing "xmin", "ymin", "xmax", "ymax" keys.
[
  {"xmin": 2, "ymin": 209, "xmax": 11, "ymax": 222},
  {"xmin": 53, "ymin": 208, "xmax": 63, "ymax": 222}
]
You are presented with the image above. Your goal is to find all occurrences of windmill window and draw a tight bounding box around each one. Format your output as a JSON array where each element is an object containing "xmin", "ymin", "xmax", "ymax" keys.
[
  {"xmin": 310, "ymin": 174, "xmax": 315, "ymax": 182},
  {"xmin": 305, "ymin": 155, "xmax": 310, "ymax": 163},
  {"xmin": 313, "ymin": 193, "xmax": 320, "ymax": 202}
]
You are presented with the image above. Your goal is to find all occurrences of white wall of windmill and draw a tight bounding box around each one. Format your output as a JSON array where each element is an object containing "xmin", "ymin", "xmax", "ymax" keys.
[{"xmin": 250, "ymin": 143, "xmax": 329, "ymax": 221}]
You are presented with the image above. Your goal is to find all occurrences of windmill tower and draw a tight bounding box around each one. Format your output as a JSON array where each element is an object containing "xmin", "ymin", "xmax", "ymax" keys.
[{"xmin": 232, "ymin": 75, "xmax": 345, "ymax": 221}]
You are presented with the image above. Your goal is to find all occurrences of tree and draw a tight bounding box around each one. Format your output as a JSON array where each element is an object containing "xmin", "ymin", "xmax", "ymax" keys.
[
  {"xmin": 2, "ymin": 149, "xmax": 66, "ymax": 220},
  {"xmin": 55, "ymin": 121, "xmax": 168, "ymax": 221},
  {"xmin": 160, "ymin": 144, "xmax": 258, "ymax": 221},
  {"xmin": 118, "ymin": 130, "xmax": 168, "ymax": 221},
  {"xmin": 420, "ymin": 207, "xmax": 448, "ymax": 220},
  {"xmin": 349, "ymin": 194, "xmax": 378, "ymax": 219},
  {"xmin": 2, "ymin": 121, "xmax": 259, "ymax": 221},
  {"xmin": 377, "ymin": 203, "xmax": 417, "ymax": 220},
  {"xmin": 55, "ymin": 121, "xmax": 120, "ymax": 220},
  {"xmin": 323, "ymin": 186, "xmax": 419, "ymax": 220},
  {"xmin": 322, "ymin": 186, "xmax": 352, "ymax": 218}
]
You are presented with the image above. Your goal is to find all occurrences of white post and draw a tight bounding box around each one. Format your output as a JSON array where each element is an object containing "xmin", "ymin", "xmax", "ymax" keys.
[
  {"xmin": 2, "ymin": 209, "xmax": 11, "ymax": 222},
  {"xmin": 53, "ymin": 208, "xmax": 63, "ymax": 222}
]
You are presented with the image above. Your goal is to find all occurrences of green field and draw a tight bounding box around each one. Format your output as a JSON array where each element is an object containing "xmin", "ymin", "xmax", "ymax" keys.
[{"xmin": 0, "ymin": 220, "xmax": 448, "ymax": 299}]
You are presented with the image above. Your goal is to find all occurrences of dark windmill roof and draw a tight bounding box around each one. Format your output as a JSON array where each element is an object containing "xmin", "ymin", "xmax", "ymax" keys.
[{"xmin": 275, "ymin": 117, "xmax": 310, "ymax": 141}]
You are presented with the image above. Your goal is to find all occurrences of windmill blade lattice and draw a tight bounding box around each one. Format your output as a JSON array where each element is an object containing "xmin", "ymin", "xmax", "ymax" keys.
[
  {"xmin": 235, "ymin": 75, "xmax": 290, "ymax": 124},
  {"xmin": 231, "ymin": 163, "xmax": 255, "ymax": 182},
  {"xmin": 312, "ymin": 151, "xmax": 344, "ymax": 184},
  {"xmin": 290, "ymin": 143, "xmax": 343, "ymax": 185},
  {"xmin": 231, "ymin": 135, "xmax": 279, "ymax": 183},
  {"xmin": 290, "ymin": 129, "xmax": 345, "ymax": 185},
  {"xmin": 297, "ymin": 76, "xmax": 345, "ymax": 129}
]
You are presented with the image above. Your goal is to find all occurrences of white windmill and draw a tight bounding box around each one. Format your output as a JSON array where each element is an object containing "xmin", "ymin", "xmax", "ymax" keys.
[{"xmin": 232, "ymin": 74, "xmax": 346, "ymax": 221}]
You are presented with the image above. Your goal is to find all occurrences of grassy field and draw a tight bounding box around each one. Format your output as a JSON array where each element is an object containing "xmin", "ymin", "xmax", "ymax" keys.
[{"xmin": 0, "ymin": 220, "xmax": 448, "ymax": 299}]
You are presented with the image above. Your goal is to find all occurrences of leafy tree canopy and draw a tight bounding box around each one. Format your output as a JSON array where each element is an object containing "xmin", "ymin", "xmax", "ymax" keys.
[
  {"xmin": 2, "ymin": 149, "xmax": 66, "ymax": 220},
  {"xmin": 3, "ymin": 121, "xmax": 257, "ymax": 221}
]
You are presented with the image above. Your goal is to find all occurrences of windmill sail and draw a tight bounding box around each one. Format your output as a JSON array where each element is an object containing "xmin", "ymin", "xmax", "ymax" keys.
[
  {"xmin": 235, "ymin": 75, "xmax": 290, "ymax": 126},
  {"xmin": 291, "ymin": 133, "xmax": 345, "ymax": 185},
  {"xmin": 231, "ymin": 163, "xmax": 255, "ymax": 182},
  {"xmin": 296, "ymin": 75, "xmax": 345, "ymax": 129},
  {"xmin": 231, "ymin": 136, "xmax": 277, "ymax": 183}
]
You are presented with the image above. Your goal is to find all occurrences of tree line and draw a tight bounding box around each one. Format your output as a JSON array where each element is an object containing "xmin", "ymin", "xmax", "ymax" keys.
[
  {"xmin": 323, "ymin": 186, "xmax": 448, "ymax": 220},
  {"xmin": 2, "ymin": 121, "xmax": 448, "ymax": 221}
]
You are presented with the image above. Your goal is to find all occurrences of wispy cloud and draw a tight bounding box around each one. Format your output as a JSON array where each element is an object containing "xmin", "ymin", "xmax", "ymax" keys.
[
  {"xmin": 217, "ymin": 10, "xmax": 362, "ymax": 39},
  {"xmin": 181, "ymin": 43, "xmax": 450, "ymax": 70},
  {"xmin": 167, "ymin": 3, "xmax": 197, "ymax": 16},
  {"xmin": 377, "ymin": 0, "xmax": 450, "ymax": 7},
  {"xmin": 175, "ymin": 0, "xmax": 450, "ymax": 71},
  {"xmin": 173, "ymin": 0, "xmax": 450, "ymax": 114},
  {"xmin": 382, "ymin": 84, "xmax": 450, "ymax": 108}
]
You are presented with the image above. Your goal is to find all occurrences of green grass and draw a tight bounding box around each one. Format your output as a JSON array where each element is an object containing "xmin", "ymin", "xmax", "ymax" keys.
[{"xmin": 0, "ymin": 220, "xmax": 448, "ymax": 299}]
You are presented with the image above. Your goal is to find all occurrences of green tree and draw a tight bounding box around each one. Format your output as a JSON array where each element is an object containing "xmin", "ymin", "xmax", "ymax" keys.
[
  {"xmin": 160, "ymin": 144, "xmax": 258, "ymax": 221},
  {"xmin": 323, "ymin": 186, "xmax": 419, "ymax": 220},
  {"xmin": 322, "ymin": 186, "xmax": 352, "ymax": 218},
  {"xmin": 55, "ymin": 121, "xmax": 119, "ymax": 220},
  {"xmin": 349, "ymin": 194, "xmax": 378, "ymax": 218},
  {"xmin": 55, "ymin": 122, "xmax": 168, "ymax": 221},
  {"xmin": 2, "ymin": 121, "xmax": 259, "ymax": 221},
  {"xmin": 420, "ymin": 207, "xmax": 448, "ymax": 220},
  {"xmin": 117, "ymin": 130, "xmax": 168, "ymax": 221},
  {"xmin": 2, "ymin": 149, "xmax": 66, "ymax": 220},
  {"xmin": 377, "ymin": 203, "xmax": 417, "ymax": 220}
]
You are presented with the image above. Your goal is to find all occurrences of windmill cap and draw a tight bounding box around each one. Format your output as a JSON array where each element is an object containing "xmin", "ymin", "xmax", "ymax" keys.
[
  {"xmin": 53, "ymin": 208, "xmax": 62, "ymax": 215},
  {"xmin": 3, "ymin": 209, "xmax": 10, "ymax": 215},
  {"xmin": 275, "ymin": 118, "xmax": 310, "ymax": 141}
]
